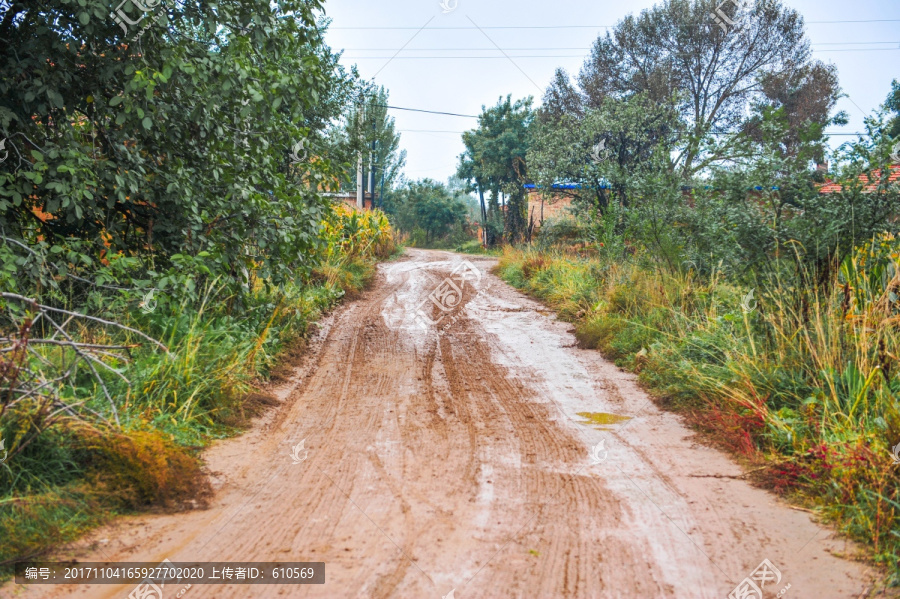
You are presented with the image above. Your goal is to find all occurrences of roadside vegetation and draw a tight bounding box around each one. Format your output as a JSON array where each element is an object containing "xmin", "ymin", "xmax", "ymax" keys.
[
  {"xmin": 0, "ymin": 0, "xmax": 397, "ymax": 571},
  {"xmin": 452, "ymin": 0, "xmax": 900, "ymax": 585},
  {"xmin": 382, "ymin": 178, "xmax": 478, "ymax": 250},
  {"xmin": 499, "ymin": 224, "xmax": 900, "ymax": 580},
  {"xmin": 0, "ymin": 210, "xmax": 393, "ymax": 568}
]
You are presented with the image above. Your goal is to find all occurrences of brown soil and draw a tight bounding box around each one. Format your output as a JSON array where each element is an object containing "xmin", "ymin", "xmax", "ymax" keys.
[{"xmin": 10, "ymin": 249, "xmax": 878, "ymax": 598}]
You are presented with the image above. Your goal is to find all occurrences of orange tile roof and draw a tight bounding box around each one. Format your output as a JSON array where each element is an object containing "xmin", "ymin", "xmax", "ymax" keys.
[{"xmin": 819, "ymin": 165, "xmax": 900, "ymax": 193}]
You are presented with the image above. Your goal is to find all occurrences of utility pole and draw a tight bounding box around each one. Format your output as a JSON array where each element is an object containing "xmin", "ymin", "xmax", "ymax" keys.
[
  {"xmin": 356, "ymin": 154, "xmax": 364, "ymax": 209},
  {"xmin": 361, "ymin": 159, "xmax": 368, "ymax": 210},
  {"xmin": 368, "ymin": 99, "xmax": 376, "ymax": 210},
  {"xmin": 379, "ymin": 167, "xmax": 385, "ymax": 210},
  {"xmin": 478, "ymin": 182, "xmax": 487, "ymax": 247},
  {"xmin": 356, "ymin": 99, "xmax": 364, "ymax": 209}
]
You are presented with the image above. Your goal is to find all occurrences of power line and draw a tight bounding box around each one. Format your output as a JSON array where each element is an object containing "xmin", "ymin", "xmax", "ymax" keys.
[
  {"xmin": 379, "ymin": 105, "xmax": 478, "ymax": 118},
  {"xmin": 348, "ymin": 55, "xmax": 587, "ymax": 59},
  {"xmin": 333, "ymin": 25, "xmax": 613, "ymax": 30},
  {"xmin": 466, "ymin": 14, "xmax": 544, "ymax": 93},
  {"xmin": 371, "ymin": 15, "xmax": 435, "ymax": 79},
  {"xmin": 399, "ymin": 129, "xmax": 467, "ymax": 133},
  {"xmin": 812, "ymin": 40, "xmax": 900, "ymax": 45},
  {"xmin": 344, "ymin": 41, "xmax": 900, "ymax": 51},
  {"xmin": 812, "ymin": 47, "xmax": 900, "ymax": 52},
  {"xmin": 346, "ymin": 47, "xmax": 594, "ymax": 51},
  {"xmin": 808, "ymin": 19, "xmax": 900, "ymax": 23},
  {"xmin": 346, "ymin": 48, "xmax": 900, "ymax": 59},
  {"xmin": 397, "ymin": 129, "xmax": 869, "ymax": 136},
  {"xmin": 330, "ymin": 19, "xmax": 900, "ymax": 30}
]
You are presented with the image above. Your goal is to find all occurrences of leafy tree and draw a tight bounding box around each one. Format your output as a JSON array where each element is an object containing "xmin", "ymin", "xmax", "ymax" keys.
[
  {"xmin": 0, "ymin": 0, "xmax": 354, "ymax": 296},
  {"xmin": 884, "ymin": 80, "xmax": 900, "ymax": 141},
  {"xmin": 746, "ymin": 62, "xmax": 846, "ymax": 162},
  {"xmin": 386, "ymin": 179, "xmax": 469, "ymax": 246},
  {"xmin": 540, "ymin": 68, "xmax": 584, "ymax": 122},
  {"xmin": 529, "ymin": 93, "xmax": 682, "ymax": 215},
  {"xmin": 685, "ymin": 112, "xmax": 899, "ymax": 282},
  {"xmin": 457, "ymin": 96, "xmax": 533, "ymax": 245},
  {"xmin": 336, "ymin": 85, "xmax": 406, "ymax": 204},
  {"xmin": 547, "ymin": 0, "xmax": 838, "ymax": 177}
]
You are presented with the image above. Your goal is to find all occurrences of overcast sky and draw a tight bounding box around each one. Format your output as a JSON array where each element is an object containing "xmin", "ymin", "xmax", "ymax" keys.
[{"xmin": 321, "ymin": 0, "xmax": 900, "ymax": 183}]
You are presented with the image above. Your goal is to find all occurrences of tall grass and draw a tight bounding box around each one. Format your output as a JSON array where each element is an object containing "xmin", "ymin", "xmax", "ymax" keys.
[
  {"xmin": 0, "ymin": 207, "xmax": 392, "ymax": 570},
  {"xmin": 498, "ymin": 243, "xmax": 900, "ymax": 582}
]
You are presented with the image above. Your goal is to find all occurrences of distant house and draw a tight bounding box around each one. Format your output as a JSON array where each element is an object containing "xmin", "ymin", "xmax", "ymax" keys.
[
  {"xmin": 818, "ymin": 165, "xmax": 900, "ymax": 194},
  {"xmin": 323, "ymin": 191, "xmax": 377, "ymax": 210},
  {"xmin": 524, "ymin": 183, "xmax": 603, "ymax": 227},
  {"xmin": 526, "ymin": 189, "xmax": 573, "ymax": 225}
]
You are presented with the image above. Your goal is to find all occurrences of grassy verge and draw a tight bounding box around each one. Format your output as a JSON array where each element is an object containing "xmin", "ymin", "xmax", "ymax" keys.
[
  {"xmin": 497, "ymin": 245, "xmax": 900, "ymax": 585},
  {"xmin": 454, "ymin": 240, "xmax": 501, "ymax": 256},
  {"xmin": 0, "ymin": 209, "xmax": 395, "ymax": 572}
]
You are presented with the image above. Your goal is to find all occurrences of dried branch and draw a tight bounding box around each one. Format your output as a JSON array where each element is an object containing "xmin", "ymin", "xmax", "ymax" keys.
[
  {"xmin": 0, "ymin": 293, "xmax": 169, "ymax": 353},
  {"xmin": 0, "ymin": 292, "xmax": 169, "ymax": 462},
  {"xmin": 41, "ymin": 311, "xmax": 119, "ymax": 426},
  {"xmin": 2, "ymin": 339, "xmax": 139, "ymax": 350}
]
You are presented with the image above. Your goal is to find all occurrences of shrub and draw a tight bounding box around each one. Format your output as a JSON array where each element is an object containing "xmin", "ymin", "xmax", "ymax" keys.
[{"xmin": 498, "ymin": 243, "xmax": 900, "ymax": 583}]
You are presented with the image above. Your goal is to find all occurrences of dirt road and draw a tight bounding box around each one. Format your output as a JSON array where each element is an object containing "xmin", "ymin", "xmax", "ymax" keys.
[{"xmin": 19, "ymin": 249, "xmax": 872, "ymax": 598}]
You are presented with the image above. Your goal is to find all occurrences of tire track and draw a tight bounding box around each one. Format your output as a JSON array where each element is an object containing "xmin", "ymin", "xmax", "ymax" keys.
[{"xmin": 22, "ymin": 249, "xmax": 872, "ymax": 599}]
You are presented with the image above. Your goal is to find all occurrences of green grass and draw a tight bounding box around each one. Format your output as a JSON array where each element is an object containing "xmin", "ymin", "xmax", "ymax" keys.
[
  {"xmin": 0, "ymin": 256, "xmax": 379, "ymax": 572},
  {"xmin": 498, "ymin": 245, "xmax": 900, "ymax": 585},
  {"xmin": 0, "ymin": 488, "xmax": 104, "ymax": 562},
  {"xmin": 454, "ymin": 240, "xmax": 498, "ymax": 255}
]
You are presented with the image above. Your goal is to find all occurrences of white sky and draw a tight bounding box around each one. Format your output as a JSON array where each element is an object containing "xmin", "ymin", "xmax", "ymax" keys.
[{"xmin": 322, "ymin": 0, "xmax": 900, "ymax": 183}]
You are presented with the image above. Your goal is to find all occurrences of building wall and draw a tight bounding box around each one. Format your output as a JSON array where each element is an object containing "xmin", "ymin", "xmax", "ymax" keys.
[
  {"xmin": 527, "ymin": 191, "xmax": 575, "ymax": 225},
  {"xmin": 326, "ymin": 193, "xmax": 375, "ymax": 210}
]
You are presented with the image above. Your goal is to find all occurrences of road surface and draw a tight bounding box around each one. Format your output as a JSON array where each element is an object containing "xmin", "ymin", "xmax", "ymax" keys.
[{"xmin": 18, "ymin": 249, "xmax": 872, "ymax": 598}]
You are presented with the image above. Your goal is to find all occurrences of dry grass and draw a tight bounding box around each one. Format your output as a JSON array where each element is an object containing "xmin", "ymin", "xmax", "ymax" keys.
[{"xmin": 498, "ymin": 242, "xmax": 900, "ymax": 583}]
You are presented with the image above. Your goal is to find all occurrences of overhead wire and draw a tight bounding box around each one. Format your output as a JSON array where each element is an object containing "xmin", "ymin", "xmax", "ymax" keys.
[
  {"xmin": 343, "ymin": 41, "xmax": 900, "ymax": 51},
  {"xmin": 330, "ymin": 19, "xmax": 900, "ymax": 30},
  {"xmin": 377, "ymin": 105, "xmax": 478, "ymax": 118},
  {"xmin": 351, "ymin": 18, "xmax": 892, "ymax": 168},
  {"xmin": 344, "ymin": 48, "xmax": 900, "ymax": 59}
]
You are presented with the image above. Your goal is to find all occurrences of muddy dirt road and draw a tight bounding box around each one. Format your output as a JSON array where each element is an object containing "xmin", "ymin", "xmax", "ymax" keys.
[{"xmin": 20, "ymin": 249, "xmax": 872, "ymax": 598}]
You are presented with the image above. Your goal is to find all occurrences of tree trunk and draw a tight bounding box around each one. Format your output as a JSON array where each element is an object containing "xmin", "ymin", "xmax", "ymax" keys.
[
  {"xmin": 478, "ymin": 183, "xmax": 487, "ymax": 247},
  {"xmin": 356, "ymin": 153, "xmax": 364, "ymax": 209},
  {"xmin": 504, "ymin": 186, "xmax": 528, "ymax": 244}
]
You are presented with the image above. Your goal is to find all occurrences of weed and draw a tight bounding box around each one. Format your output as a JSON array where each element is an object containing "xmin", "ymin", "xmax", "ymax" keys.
[
  {"xmin": 0, "ymin": 206, "xmax": 389, "ymax": 571},
  {"xmin": 499, "ymin": 242, "xmax": 900, "ymax": 583}
]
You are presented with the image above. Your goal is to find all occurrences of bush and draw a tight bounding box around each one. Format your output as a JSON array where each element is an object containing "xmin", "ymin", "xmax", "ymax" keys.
[
  {"xmin": 0, "ymin": 204, "xmax": 392, "ymax": 570},
  {"xmin": 498, "ymin": 243, "xmax": 900, "ymax": 583}
]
